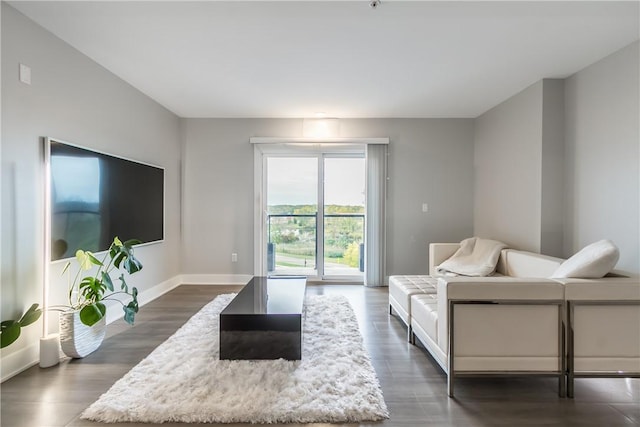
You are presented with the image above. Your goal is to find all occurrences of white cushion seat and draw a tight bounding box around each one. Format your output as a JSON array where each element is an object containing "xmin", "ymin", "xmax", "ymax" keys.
[
  {"xmin": 388, "ymin": 275, "xmax": 437, "ymax": 325},
  {"xmin": 410, "ymin": 294, "xmax": 438, "ymax": 344}
]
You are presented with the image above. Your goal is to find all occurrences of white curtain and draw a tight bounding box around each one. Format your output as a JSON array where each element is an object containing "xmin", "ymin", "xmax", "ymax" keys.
[{"xmin": 365, "ymin": 144, "xmax": 387, "ymax": 287}]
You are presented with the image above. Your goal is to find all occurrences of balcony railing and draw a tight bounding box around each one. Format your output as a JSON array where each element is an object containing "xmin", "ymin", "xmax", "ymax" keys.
[{"xmin": 267, "ymin": 213, "xmax": 364, "ymax": 276}]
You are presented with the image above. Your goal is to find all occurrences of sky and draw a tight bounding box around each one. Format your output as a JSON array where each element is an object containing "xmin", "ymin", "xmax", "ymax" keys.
[{"xmin": 267, "ymin": 157, "xmax": 365, "ymax": 207}]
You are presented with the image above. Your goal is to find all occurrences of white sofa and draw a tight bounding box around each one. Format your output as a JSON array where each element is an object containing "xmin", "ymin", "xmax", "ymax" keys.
[{"xmin": 389, "ymin": 243, "xmax": 640, "ymax": 398}]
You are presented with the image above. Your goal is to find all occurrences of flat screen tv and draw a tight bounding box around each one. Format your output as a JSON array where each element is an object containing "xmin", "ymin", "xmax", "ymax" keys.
[{"xmin": 46, "ymin": 138, "xmax": 164, "ymax": 261}]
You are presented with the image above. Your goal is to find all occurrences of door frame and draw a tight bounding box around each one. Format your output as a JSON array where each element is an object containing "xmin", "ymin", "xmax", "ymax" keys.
[{"xmin": 253, "ymin": 142, "xmax": 369, "ymax": 279}]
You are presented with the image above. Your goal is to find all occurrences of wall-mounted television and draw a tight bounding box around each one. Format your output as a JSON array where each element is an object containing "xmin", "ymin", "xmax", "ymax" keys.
[{"xmin": 46, "ymin": 138, "xmax": 164, "ymax": 261}]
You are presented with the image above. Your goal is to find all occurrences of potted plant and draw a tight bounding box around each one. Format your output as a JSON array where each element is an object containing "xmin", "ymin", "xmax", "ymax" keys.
[
  {"xmin": 1, "ymin": 304, "xmax": 42, "ymax": 349},
  {"xmin": 53, "ymin": 236, "xmax": 143, "ymax": 358}
]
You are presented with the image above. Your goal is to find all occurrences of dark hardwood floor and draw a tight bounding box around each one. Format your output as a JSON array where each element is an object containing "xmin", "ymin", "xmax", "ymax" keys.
[{"xmin": 1, "ymin": 284, "xmax": 638, "ymax": 427}]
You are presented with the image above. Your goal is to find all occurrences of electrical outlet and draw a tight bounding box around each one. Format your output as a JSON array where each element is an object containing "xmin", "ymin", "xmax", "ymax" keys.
[
  {"xmin": 422, "ymin": 203, "xmax": 428, "ymax": 213},
  {"xmin": 231, "ymin": 253, "xmax": 238, "ymax": 263}
]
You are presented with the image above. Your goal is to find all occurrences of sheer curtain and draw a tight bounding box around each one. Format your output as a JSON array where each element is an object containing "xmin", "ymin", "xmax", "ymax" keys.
[{"xmin": 365, "ymin": 144, "xmax": 387, "ymax": 287}]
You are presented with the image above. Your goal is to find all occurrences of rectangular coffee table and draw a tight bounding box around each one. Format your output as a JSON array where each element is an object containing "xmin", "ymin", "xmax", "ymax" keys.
[{"xmin": 219, "ymin": 276, "xmax": 306, "ymax": 360}]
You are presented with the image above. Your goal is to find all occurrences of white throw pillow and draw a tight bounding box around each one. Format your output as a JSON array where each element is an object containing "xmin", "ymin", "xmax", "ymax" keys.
[{"xmin": 551, "ymin": 239, "xmax": 619, "ymax": 279}]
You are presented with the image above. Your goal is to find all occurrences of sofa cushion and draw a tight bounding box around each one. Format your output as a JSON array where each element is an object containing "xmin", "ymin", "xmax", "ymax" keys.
[
  {"xmin": 502, "ymin": 249, "xmax": 564, "ymax": 278},
  {"xmin": 410, "ymin": 294, "xmax": 438, "ymax": 343},
  {"xmin": 551, "ymin": 240, "xmax": 619, "ymax": 279},
  {"xmin": 388, "ymin": 275, "xmax": 437, "ymax": 321}
]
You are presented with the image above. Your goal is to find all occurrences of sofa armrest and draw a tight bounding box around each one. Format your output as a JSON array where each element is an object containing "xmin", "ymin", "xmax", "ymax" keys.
[
  {"xmin": 437, "ymin": 277, "xmax": 565, "ymax": 301},
  {"xmin": 429, "ymin": 243, "xmax": 460, "ymax": 276},
  {"xmin": 557, "ymin": 277, "xmax": 640, "ymax": 301}
]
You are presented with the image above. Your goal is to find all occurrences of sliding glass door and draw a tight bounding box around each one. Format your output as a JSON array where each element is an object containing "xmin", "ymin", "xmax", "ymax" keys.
[
  {"xmin": 266, "ymin": 157, "xmax": 318, "ymax": 276},
  {"xmin": 265, "ymin": 154, "xmax": 365, "ymax": 280},
  {"xmin": 323, "ymin": 157, "xmax": 365, "ymax": 277}
]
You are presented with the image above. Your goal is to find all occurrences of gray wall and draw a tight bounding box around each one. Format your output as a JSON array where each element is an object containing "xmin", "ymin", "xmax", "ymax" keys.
[
  {"xmin": 474, "ymin": 42, "xmax": 639, "ymax": 274},
  {"xmin": 564, "ymin": 42, "xmax": 639, "ymax": 273},
  {"xmin": 181, "ymin": 118, "xmax": 475, "ymax": 277},
  {"xmin": 1, "ymin": 3, "xmax": 181, "ymax": 370},
  {"xmin": 540, "ymin": 79, "xmax": 565, "ymax": 257},
  {"xmin": 473, "ymin": 81, "xmax": 544, "ymax": 252}
]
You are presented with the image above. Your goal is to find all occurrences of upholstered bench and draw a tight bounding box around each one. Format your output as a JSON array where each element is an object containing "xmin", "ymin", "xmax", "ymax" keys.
[
  {"xmin": 388, "ymin": 275, "xmax": 437, "ymax": 341},
  {"xmin": 409, "ymin": 293, "xmax": 439, "ymax": 353},
  {"xmin": 389, "ymin": 243, "xmax": 460, "ymax": 342},
  {"xmin": 388, "ymin": 243, "xmax": 459, "ymax": 341}
]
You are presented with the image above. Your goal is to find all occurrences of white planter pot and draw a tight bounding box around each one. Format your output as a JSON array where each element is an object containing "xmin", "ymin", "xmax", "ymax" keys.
[{"xmin": 59, "ymin": 310, "xmax": 106, "ymax": 358}]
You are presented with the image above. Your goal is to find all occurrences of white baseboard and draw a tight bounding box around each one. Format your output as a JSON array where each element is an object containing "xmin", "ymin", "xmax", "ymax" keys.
[
  {"xmin": 1, "ymin": 341, "xmax": 40, "ymax": 383},
  {"xmin": 180, "ymin": 274, "xmax": 252, "ymax": 285}
]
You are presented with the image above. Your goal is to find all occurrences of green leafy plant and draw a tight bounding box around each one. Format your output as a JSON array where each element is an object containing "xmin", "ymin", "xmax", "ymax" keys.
[
  {"xmin": 0, "ymin": 304, "xmax": 43, "ymax": 349},
  {"xmin": 0, "ymin": 237, "xmax": 143, "ymax": 349},
  {"xmin": 57, "ymin": 237, "xmax": 143, "ymax": 327}
]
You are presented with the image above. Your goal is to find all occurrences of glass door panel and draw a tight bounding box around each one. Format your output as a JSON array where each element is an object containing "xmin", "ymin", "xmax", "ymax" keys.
[
  {"xmin": 266, "ymin": 157, "xmax": 318, "ymax": 276},
  {"xmin": 323, "ymin": 157, "xmax": 365, "ymax": 277}
]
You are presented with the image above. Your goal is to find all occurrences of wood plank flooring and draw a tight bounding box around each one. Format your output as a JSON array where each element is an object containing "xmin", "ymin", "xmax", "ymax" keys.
[{"xmin": 1, "ymin": 284, "xmax": 638, "ymax": 426}]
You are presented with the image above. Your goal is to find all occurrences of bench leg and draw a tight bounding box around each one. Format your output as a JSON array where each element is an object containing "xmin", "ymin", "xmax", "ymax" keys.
[
  {"xmin": 566, "ymin": 374, "xmax": 573, "ymax": 398},
  {"xmin": 448, "ymin": 300, "xmax": 455, "ymax": 397},
  {"xmin": 447, "ymin": 372, "xmax": 454, "ymax": 397},
  {"xmin": 559, "ymin": 374, "xmax": 566, "ymax": 397},
  {"xmin": 567, "ymin": 300, "xmax": 574, "ymax": 398}
]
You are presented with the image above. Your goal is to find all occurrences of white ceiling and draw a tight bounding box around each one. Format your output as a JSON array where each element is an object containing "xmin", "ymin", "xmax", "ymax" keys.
[{"xmin": 9, "ymin": 1, "xmax": 639, "ymax": 118}]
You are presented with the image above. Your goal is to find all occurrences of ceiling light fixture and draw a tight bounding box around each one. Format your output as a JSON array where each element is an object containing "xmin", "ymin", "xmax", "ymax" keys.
[
  {"xmin": 302, "ymin": 117, "xmax": 340, "ymax": 139},
  {"xmin": 369, "ymin": 0, "xmax": 380, "ymax": 9}
]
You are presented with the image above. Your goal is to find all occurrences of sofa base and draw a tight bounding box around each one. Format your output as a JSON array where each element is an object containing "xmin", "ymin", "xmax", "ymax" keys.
[
  {"xmin": 446, "ymin": 299, "xmax": 566, "ymax": 398},
  {"xmin": 567, "ymin": 299, "xmax": 640, "ymax": 397},
  {"xmin": 412, "ymin": 314, "xmax": 566, "ymax": 398}
]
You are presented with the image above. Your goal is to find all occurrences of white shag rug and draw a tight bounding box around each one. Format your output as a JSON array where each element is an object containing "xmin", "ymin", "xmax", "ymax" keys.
[{"xmin": 81, "ymin": 293, "xmax": 389, "ymax": 424}]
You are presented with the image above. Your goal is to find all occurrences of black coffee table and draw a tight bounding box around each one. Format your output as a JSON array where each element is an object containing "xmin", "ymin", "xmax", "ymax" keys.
[{"xmin": 219, "ymin": 276, "xmax": 306, "ymax": 360}]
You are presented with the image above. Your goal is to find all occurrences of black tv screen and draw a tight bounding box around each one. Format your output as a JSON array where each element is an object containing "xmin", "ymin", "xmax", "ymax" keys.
[{"xmin": 48, "ymin": 138, "xmax": 164, "ymax": 261}]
